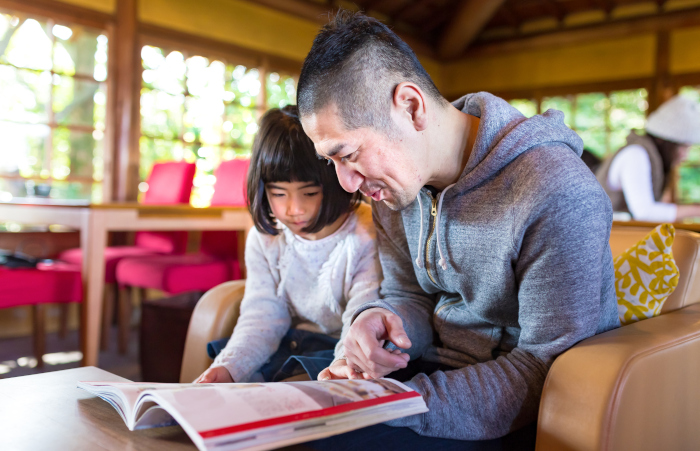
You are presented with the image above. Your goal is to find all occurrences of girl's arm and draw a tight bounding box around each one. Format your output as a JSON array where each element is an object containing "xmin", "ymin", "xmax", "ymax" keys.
[{"xmin": 210, "ymin": 229, "xmax": 292, "ymax": 382}]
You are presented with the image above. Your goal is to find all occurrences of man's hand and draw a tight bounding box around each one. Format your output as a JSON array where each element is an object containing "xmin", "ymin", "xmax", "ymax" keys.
[
  {"xmin": 194, "ymin": 366, "xmax": 234, "ymax": 383},
  {"xmin": 343, "ymin": 308, "xmax": 411, "ymax": 379}
]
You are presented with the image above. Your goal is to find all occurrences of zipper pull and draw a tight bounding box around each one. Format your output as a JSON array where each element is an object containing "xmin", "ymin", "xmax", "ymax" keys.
[{"xmin": 431, "ymin": 198, "xmax": 437, "ymax": 217}]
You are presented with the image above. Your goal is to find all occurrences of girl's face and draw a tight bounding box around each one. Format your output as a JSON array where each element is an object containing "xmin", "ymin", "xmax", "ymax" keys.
[{"xmin": 265, "ymin": 181, "xmax": 323, "ymax": 239}]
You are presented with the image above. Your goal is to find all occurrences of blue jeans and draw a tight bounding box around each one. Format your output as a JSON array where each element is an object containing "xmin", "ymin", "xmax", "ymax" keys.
[
  {"xmin": 305, "ymin": 357, "xmax": 537, "ymax": 451},
  {"xmin": 207, "ymin": 328, "xmax": 338, "ymax": 382}
]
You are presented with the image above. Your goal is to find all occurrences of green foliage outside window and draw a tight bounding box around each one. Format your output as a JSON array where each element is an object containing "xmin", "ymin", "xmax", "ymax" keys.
[
  {"xmin": 678, "ymin": 86, "xmax": 700, "ymax": 204},
  {"xmin": 0, "ymin": 11, "xmax": 107, "ymax": 202},
  {"xmin": 140, "ymin": 46, "xmax": 261, "ymax": 207}
]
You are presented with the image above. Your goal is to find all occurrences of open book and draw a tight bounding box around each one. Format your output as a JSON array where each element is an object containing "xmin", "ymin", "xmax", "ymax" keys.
[{"xmin": 78, "ymin": 378, "xmax": 428, "ymax": 451}]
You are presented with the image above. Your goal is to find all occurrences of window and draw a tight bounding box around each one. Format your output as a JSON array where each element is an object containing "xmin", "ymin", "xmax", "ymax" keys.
[
  {"xmin": 140, "ymin": 45, "xmax": 262, "ymax": 207},
  {"xmin": 678, "ymin": 86, "xmax": 700, "ymax": 204},
  {"xmin": 509, "ymin": 89, "xmax": 648, "ymax": 159},
  {"xmin": 266, "ymin": 71, "xmax": 296, "ymax": 109},
  {"xmin": 0, "ymin": 11, "xmax": 109, "ymax": 202}
]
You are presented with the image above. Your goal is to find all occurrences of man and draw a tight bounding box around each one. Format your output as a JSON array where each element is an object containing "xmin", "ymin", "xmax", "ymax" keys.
[{"xmin": 298, "ymin": 11, "xmax": 619, "ymax": 446}]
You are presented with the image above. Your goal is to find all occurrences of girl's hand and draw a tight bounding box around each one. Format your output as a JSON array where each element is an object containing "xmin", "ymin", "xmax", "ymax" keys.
[{"xmin": 195, "ymin": 366, "xmax": 234, "ymax": 383}]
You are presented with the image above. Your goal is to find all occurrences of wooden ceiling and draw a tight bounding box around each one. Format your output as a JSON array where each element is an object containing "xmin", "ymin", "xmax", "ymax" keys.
[{"xmin": 249, "ymin": 0, "xmax": 700, "ymax": 60}]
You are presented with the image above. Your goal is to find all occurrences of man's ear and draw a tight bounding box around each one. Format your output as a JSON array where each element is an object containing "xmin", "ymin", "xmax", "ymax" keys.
[{"xmin": 392, "ymin": 82, "xmax": 428, "ymax": 132}]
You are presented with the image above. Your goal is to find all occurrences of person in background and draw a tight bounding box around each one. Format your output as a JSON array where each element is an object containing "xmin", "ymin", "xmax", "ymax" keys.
[
  {"xmin": 597, "ymin": 95, "xmax": 700, "ymax": 222},
  {"xmin": 581, "ymin": 148, "xmax": 602, "ymax": 173},
  {"xmin": 195, "ymin": 105, "xmax": 382, "ymax": 384}
]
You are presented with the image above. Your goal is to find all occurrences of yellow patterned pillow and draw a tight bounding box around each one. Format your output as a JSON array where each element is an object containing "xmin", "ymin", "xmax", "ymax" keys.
[{"xmin": 615, "ymin": 224, "xmax": 679, "ymax": 326}]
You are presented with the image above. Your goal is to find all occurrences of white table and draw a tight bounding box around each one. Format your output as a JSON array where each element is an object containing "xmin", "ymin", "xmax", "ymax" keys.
[{"xmin": 0, "ymin": 201, "xmax": 253, "ymax": 367}]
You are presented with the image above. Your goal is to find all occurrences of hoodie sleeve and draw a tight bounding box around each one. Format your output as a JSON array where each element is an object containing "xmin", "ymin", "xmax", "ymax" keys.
[
  {"xmin": 351, "ymin": 202, "xmax": 436, "ymax": 360},
  {"xmin": 385, "ymin": 181, "xmax": 615, "ymax": 440}
]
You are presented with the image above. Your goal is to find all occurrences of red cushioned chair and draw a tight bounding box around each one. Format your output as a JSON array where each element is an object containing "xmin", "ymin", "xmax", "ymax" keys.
[
  {"xmin": 115, "ymin": 159, "xmax": 249, "ymax": 352},
  {"xmin": 58, "ymin": 161, "xmax": 196, "ymax": 349},
  {"xmin": 0, "ymin": 262, "xmax": 82, "ymax": 368}
]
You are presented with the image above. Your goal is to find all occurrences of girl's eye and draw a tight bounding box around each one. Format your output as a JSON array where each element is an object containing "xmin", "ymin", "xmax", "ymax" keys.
[
  {"xmin": 269, "ymin": 192, "xmax": 285, "ymax": 198},
  {"xmin": 305, "ymin": 191, "xmax": 321, "ymax": 197}
]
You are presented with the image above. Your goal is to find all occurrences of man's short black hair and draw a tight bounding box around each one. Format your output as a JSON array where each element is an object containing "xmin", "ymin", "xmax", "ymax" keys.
[
  {"xmin": 247, "ymin": 105, "xmax": 361, "ymax": 235},
  {"xmin": 297, "ymin": 10, "xmax": 446, "ymax": 133}
]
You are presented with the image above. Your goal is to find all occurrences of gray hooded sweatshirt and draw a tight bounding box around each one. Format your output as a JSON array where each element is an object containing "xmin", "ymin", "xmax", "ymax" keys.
[{"xmin": 355, "ymin": 92, "xmax": 619, "ymax": 440}]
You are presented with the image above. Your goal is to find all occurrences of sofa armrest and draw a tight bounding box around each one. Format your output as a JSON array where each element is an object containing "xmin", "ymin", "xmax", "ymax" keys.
[
  {"xmin": 536, "ymin": 303, "xmax": 700, "ymax": 451},
  {"xmin": 179, "ymin": 280, "xmax": 246, "ymax": 383}
]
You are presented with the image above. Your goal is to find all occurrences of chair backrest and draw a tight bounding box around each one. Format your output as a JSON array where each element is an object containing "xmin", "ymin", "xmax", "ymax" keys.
[
  {"xmin": 142, "ymin": 161, "xmax": 196, "ymax": 204},
  {"xmin": 135, "ymin": 161, "xmax": 196, "ymax": 253},
  {"xmin": 210, "ymin": 159, "xmax": 249, "ymax": 207},
  {"xmin": 610, "ymin": 226, "xmax": 700, "ymax": 312},
  {"xmin": 200, "ymin": 159, "xmax": 250, "ymax": 258}
]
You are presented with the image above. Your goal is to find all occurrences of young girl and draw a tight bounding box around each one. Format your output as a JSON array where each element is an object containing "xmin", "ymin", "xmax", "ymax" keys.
[{"xmin": 195, "ymin": 105, "xmax": 381, "ymax": 384}]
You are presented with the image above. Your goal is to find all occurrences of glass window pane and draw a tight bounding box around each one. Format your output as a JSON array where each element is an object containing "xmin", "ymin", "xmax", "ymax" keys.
[
  {"xmin": 52, "ymin": 23, "xmax": 105, "ymax": 78},
  {"xmin": 574, "ymin": 92, "xmax": 608, "ymax": 130},
  {"xmin": 53, "ymin": 75, "xmax": 99, "ymax": 127},
  {"xmin": 609, "ymin": 89, "xmax": 648, "ymax": 131},
  {"xmin": 224, "ymin": 104, "xmax": 257, "ymax": 149},
  {"xmin": 266, "ymin": 72, "xmax": 296, "ymax": 109},
  {"xmin": 541, "ymin": 96, "xmax": 573, "ymax": 127},
  {"xmin": 0, "ymin": 66, "xmax": 50, "ymax": 124},
  {"xmin": 678, "ymin": 166, "xmax": 700, "ymax": 204},
  {"xmin": 3, "ymin": 18, "xmax": 52, "ymax": 71},
  {"xmin": 679, "ymin": 86, "xmax": 700, "ymax": 103},
  {"xmin": 183, "ymin": 96, "xmax": 224, "ymax": 145},
  {"xmin": 138, "ymin": 137, "xmax": 185, "ymax": 180},
  {"xmin": 508, "ymin": 99, "xmax": 537, "ymax": 118},
  {"xmin": 227, "ymin": 65, "xmax": 260, "ymax": 108},
  {"xmin": 141, "ymin": 87, "xmax": 183, "ymax": 139},
  {"xmin": 47, "ymin": 180, "xmax": 91, "ymax": 200},
  {"xmin": 53, "ymin": 127, "xmax": 98, "ymax": 180},
  {"xmin": 0, "ymin": 121, "xmax": 50, "ymax": 178},
  {"xmin": 142, "ymin": 47, "xmax": 186, "ymax": 95},
  {"xmin": 577, "ymin": 128, "xmax": 607, "ymax": 158}
]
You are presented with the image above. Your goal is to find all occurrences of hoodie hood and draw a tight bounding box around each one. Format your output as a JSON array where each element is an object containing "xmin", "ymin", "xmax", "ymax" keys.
[
  {"xmin": 414, "ymin": 92, "xmax": 584, "ymax": 271},
  {"xmin": 449, "ymin": 92, "xmax": 584, "ymax": 196}
]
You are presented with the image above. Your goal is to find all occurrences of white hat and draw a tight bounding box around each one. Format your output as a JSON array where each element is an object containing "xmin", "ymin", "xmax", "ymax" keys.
[{"xmin": 646, "ymin": 95, "xmax": 700, "ymax": 144}]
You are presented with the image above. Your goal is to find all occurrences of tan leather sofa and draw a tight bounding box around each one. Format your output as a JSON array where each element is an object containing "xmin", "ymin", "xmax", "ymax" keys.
[{"xmin": 181, "ymin": 226, "xmax": 700, "ymax": 450}]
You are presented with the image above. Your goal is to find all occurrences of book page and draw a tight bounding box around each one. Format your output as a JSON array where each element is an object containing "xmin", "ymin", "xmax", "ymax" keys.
[{"xmin": 146, "ymin": 378, "xmax": 412, "ymax": 438}]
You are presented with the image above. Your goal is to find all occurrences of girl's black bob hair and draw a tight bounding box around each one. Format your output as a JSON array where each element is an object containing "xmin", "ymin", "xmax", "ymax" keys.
[{"xmin": 247, "ymin": 105, "xmax": 361, "ymax": 235}]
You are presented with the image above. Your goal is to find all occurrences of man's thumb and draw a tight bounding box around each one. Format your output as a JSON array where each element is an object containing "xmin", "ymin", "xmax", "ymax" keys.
[{"xmin": 384, "ymin": 314, "xmax": 411, "ymax": 349}]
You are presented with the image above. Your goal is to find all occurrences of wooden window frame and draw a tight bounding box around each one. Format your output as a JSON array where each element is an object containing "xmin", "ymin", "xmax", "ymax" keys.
[{"xmin": 0, "ymin": 0, "xmax": 116, "ymax": 202}]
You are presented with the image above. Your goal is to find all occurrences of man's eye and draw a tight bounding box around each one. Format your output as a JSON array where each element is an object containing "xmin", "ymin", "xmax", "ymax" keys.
[{"xmin": 340, "ymin": 152, "xmax": 355, "ymax": 163}]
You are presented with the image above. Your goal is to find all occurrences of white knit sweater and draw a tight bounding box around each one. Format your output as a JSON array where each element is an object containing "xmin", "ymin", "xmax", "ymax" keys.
[{"xmin": 211, "ymin": 203, "xmax": 381, "ymax": 382}]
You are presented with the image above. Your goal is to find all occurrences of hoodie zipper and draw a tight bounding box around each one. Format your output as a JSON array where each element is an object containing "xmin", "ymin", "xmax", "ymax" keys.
[{"xmin": 425, "ymin": 193, "xmax": 438, "ymax": 285}]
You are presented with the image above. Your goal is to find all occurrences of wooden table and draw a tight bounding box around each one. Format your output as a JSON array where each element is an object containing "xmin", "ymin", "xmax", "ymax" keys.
[
  {"xmin": 0, "ymin": 201, "xmax": 253, "ymax": 367},
  {"xmin": 0, "ymin": 367, "xmax": 196, "ymax": 450},
  {"xmin": 0, "ymin": 367, "xmax": 312, "ymax": 451}
]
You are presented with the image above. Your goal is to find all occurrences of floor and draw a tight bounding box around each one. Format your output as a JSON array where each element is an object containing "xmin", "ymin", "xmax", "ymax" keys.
[{"xmin": 0, "ymin": 324, "xmax": 142, "ymax": 381}]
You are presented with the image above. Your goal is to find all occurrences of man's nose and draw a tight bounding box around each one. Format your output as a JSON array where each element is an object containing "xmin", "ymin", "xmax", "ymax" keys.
[{"xmin": 336, "ymin": 165, "xmax": 363, "ymax": 193}]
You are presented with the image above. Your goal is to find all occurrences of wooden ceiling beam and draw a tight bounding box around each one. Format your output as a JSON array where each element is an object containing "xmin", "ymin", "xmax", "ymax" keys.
[
  {"xmin": 466, "ymin": 6, "xmax": 700, "ymax": 58},
  {"xmin": 438, "ymin": 0, "xmax": 507, "ymax": 59},
  {"xmin": 393, "ymin": 0, "xmax": 434, "ymax": 23},
  {"xmin": 241, "ymin": 0, "xmax": 437, "ymax": 58}
]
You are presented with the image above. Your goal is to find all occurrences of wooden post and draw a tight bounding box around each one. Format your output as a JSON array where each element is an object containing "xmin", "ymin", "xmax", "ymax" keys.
[
  {"xmin": 650, "ymin": 30, "xmax": 672, "ymax": 113},
  {"xmin": 113, "ymin": 0, "xmax": 141, "ymax": 202}
]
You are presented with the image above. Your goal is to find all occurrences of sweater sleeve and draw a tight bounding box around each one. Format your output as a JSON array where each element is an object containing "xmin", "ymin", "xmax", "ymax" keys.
[
  {"xmin": 385, "ymin": 183, "xmax": 615, "ymax": 440},
  {"xmin": 614, "ymin": 145, "xmax": 677, "ymax": 222},
  {"xmin": 351, "ymin": 202, "xmax": 436, "ymax": 360},
  {"xmin": 211, "ymin": 229, "xmax": 291, "ymax": 382},
  {"xmin": 334, "ymin": 231, "xmax": 383, "ymax": 360}
]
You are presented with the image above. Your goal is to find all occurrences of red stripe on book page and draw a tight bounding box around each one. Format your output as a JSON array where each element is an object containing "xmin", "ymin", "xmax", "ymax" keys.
[{"xmin": 199, "ymin": 391, "xmax": 421, "ymax": 439}]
